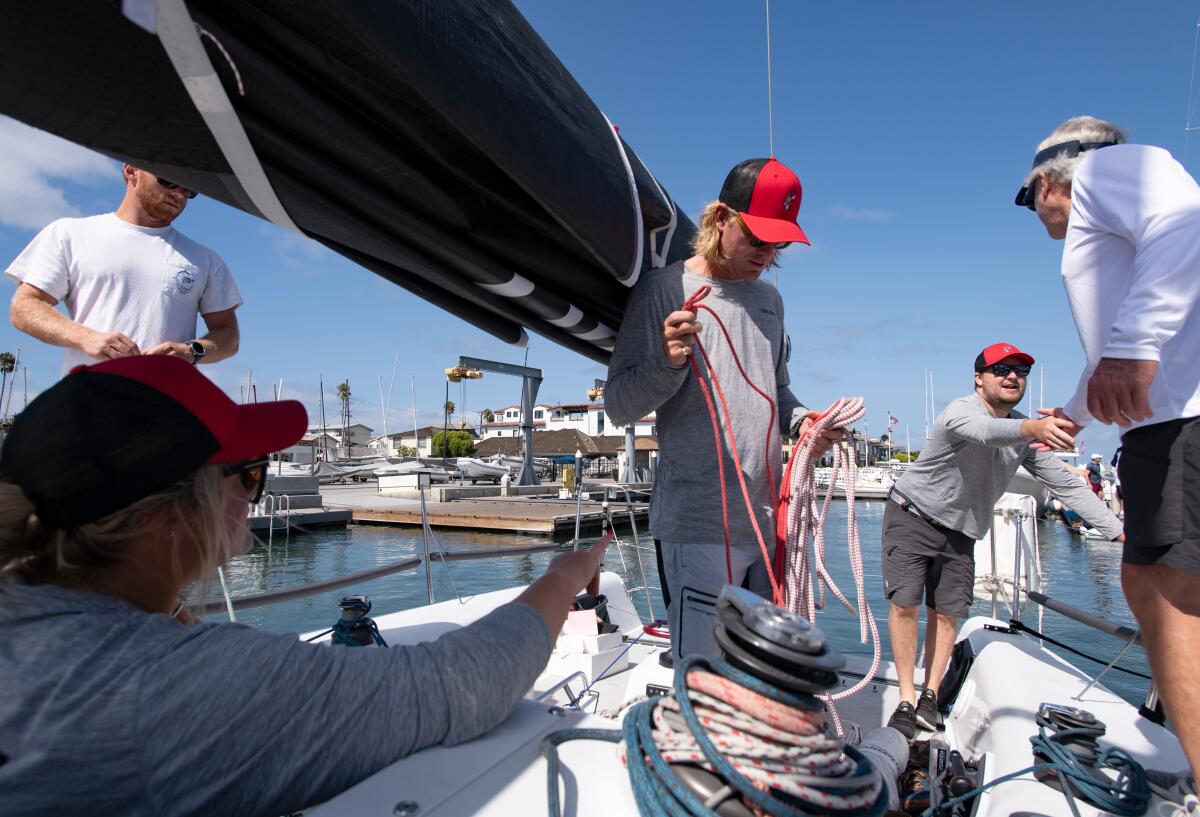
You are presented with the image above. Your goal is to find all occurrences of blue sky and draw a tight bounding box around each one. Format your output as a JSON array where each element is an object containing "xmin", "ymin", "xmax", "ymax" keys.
[{"xmin": 1, "ymin": 1, "xmax": 1196, "ymax": 457}]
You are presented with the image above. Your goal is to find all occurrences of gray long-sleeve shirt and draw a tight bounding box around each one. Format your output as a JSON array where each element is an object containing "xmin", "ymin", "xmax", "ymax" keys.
[
  {"xmin": 606, "ymin": 261, "xmax": 805, "ymax": 545},
  {"xmin": 0, "ymin": 577, "xmax": 552, "ymax": 817},
  {"xmin": 895, "ymin": 393, "xmax": 1123, "ymax": 541}
]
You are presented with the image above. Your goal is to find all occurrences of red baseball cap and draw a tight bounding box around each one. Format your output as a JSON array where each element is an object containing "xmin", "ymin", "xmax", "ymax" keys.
[
  {"xmin": 718, "ymin": 157, "xmax": 810, "ymax": 245},
  {"xmin": 974, "ymin": 342, "xmax": 1035, "ymax": 371},
  {"xmin": 2, "ymin": 356, "xmax": 307, "ymax": 528}
]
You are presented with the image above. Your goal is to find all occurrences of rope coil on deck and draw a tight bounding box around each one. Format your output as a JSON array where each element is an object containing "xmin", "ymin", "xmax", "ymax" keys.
[{"xmin": 543, "ymin": 655, "xmax": 886, "ymax": 817}]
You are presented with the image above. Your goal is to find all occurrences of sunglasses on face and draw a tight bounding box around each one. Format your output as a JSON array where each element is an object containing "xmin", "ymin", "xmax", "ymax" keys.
[
  {"xmin": 223, "ymin": 457, "xmax": 269, "ymax": 504},
  {"xmin": 155, "ymin": 177, "xmax": 198, "ymax": 199},
  {"xmin": 731, "ymin": 211, "xmax": 792, "ymax": 251},
  {"xmin": 985, "ymin": 363, "xmax": 1032, "ymax": 378}
]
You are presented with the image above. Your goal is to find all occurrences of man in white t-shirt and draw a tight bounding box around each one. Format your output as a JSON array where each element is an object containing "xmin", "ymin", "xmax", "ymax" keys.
[
  {"xmin": 7, "ymin": 164, "xmax": 242, "ymax": 375},
  {"xmin": 1017, "ymin": 116, "xmax": 1200, "ymax": 801}
]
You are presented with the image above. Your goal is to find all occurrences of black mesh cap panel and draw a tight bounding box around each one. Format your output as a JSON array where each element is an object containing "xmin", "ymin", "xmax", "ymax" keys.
[
  {"xmin": 2, "ymin": 372, "xmax": 220, "ymax": 528},
  {"xmin": 718, "ymin": 158, "xmax": 770, "ymax": 211}
]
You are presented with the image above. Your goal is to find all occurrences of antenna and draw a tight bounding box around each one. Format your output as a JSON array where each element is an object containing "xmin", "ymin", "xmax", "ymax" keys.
[{"xmin": 765, "ymin": 0, "xmax": 775, "ymax": 157}]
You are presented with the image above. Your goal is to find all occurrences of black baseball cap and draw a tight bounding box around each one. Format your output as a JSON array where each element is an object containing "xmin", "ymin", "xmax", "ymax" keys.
[
  {"xmin": 718, "ymin": 158, "xmax": 810, "ymax": 244},
  {"xmin": 1, "ymin": 356, "xmax": 307, "ymax": 528}
]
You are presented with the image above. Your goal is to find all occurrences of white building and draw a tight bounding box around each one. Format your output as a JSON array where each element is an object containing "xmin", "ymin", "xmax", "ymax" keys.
[
  {"xmin": 375, "ymin": 424, "xmax": 477, "ymax": 457},
  {"xmin": 479, "ymin": 402, "xmax": 654, "ymax": 439}
]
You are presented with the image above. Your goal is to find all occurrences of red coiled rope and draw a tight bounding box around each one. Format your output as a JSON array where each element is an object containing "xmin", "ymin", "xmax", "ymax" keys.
[{"xmin": 681, "ymin": 285, "xmax": 782, "ymax": 605}]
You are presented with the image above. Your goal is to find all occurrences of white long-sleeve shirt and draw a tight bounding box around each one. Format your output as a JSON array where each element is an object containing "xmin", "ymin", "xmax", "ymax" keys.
[{"xmin": 1060, "ymin": 144, "xmax": 1200, "ymax": 431}]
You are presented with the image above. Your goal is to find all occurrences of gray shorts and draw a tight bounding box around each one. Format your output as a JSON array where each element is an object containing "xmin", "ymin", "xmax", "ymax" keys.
[
  {"xmin": 1119, "ymin": 416, "xmax": 1200, "ymax": 576},
  {"xmin": 881, "ymin": 501, "xmax": 975, "ymax": 619}
]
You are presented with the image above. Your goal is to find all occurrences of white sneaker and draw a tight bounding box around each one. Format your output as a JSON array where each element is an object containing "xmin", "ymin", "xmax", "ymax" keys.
[{"xmin": 1155, "ymin": 793, "xmax": 1199, "ymax": 817}]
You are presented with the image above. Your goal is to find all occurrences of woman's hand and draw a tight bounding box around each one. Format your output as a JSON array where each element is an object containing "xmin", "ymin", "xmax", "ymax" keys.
[{"xmin": 517, "ymin": 534, "xmax": 611, "ymax": 636}]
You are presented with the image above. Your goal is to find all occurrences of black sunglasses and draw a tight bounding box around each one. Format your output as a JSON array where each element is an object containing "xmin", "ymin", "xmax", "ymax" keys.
[
  {"xmin": 985, "ymin": 363, "xmax": 1032, "ymax": 378},
  {"xmin": 731, "ymin": 210, "xmax": 792, "ymax": 251},
  {"xmin": 223, "ymin": 457, "xmax": 269, "ymax": 504},
  {"xmin": 156, "ymin": 177, "xmax": 198, "ymax": 199},
  {"xmin": 1014, "ymin": 140, "xmax": 1118, "ymax": 211}
]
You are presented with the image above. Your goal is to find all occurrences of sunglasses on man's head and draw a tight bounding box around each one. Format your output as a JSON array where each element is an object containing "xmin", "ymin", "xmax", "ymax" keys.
[
  {"xmin": 985, "ymin": 363, "xmax": 1032, "ymax": 378},
  {"xmin": 223, "ymin": 457, "xmax": 269, "ymax": 504},
  {"xmin": 156, "ymin": 177, "xmax": 198, "ymax": 199},
  {"xmin": 731, "ymin": 210, "xmax": 791, "ymax": 251}
]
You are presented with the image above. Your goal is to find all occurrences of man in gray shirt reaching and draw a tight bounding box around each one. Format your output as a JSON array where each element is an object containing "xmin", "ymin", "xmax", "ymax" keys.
[{"xmin": 884, "ymin": 342, "xmax": 1123, "ymax": 739}]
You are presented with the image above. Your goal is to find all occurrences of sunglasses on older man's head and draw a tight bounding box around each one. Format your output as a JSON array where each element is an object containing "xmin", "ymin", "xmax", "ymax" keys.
[
  {"xmin": 156, "ymin": 177, "xmax": 198, "ymax": 199},
  {"xmin": 731, "ymin": 210, "xmax": 792, "ymax": 251},
  {"xmin": 986, "ymin": 363, "xmax": 1032, "ymax": 378},
  {"xmin": 223, "ymin": 457, "xmax": 269, "ymax": 504}
]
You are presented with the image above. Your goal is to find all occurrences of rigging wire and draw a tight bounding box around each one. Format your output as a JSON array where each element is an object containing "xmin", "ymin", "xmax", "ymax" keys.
[
  {"xmin": 1186, "ymin": 15, "xmax": 1200, "ymax": 168},
  {"xmin": 765, "ymin": 0, "xmax": 775, "ymax": 157}
]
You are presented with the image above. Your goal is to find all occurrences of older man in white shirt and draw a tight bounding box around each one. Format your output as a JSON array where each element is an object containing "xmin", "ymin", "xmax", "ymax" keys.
[{"xmin": 1019, "ymin": 115, "xmax": 1200, "ymax": 803}]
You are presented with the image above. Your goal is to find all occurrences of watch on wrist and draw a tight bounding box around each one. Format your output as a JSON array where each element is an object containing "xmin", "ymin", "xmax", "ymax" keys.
[{"xmin": 188, "ymin": 340, "xmax": 206, "ymax": 364}]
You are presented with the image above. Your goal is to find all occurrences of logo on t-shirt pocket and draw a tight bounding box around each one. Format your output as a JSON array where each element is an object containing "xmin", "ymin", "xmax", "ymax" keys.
[{"xmin": 167, "ymin": 265, "xmax": 198, "ymax": 297}]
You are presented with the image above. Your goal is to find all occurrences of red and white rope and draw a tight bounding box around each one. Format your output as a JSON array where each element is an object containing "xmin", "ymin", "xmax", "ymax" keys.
[{"xmin": 777, "ymin": 397, "xmax": 881, "ymax": 729}]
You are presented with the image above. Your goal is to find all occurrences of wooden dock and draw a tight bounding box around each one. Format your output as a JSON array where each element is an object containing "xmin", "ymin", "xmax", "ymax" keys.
[{"xmin": 350, "ymin": 497, "xmax": 649, "ymax": 536}]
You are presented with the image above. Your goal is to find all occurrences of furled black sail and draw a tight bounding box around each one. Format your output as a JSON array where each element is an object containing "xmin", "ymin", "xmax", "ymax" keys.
[{"xmin": 0, "ymin": 0, "xmax": 694, "ymax": 362}]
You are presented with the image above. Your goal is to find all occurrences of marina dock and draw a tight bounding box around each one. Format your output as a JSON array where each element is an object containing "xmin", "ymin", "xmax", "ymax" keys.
[{"xmin": 320, "ymin": 483, "xmax": 650, "ymax": 536}]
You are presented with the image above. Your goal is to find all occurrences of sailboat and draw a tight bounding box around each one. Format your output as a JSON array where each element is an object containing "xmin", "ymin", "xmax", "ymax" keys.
[{"xmin": 0, "ymin": 3, "xmax": 1186, "ymax": 816}]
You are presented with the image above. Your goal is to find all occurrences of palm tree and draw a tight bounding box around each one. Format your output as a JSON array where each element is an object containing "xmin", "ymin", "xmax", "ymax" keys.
[
  {"xmin": 482, "ymin": 408, "xmax": 495, "ymax": 424},
  {"xmin": 0, "ymin": 353, "xmax": 15, "ymax": 420},
  {"xmin": 337, "ymin": 380, "xmax": 351, "ymax": 458},
  {"xmin": 443, "ymin": 400, "xmax": 455, "ymax": 417}
]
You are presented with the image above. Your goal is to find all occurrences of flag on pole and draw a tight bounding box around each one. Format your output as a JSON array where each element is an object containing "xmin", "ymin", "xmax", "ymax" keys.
[{"xmin": 888, "ymin": 415, "xmax": 899, "ymax": 428}]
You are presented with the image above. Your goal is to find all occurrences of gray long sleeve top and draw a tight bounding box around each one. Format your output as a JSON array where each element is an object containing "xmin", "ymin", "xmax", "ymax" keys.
[
  {"xmin": 606, "ymin": 261, "xmax": 806, "ymax": 545},
  {"xmin": 894, "ymin": 393, "xmax": 1123, "ymax": 541},
  {"xmin": 0, "ymin": 577, "xmax": 552, "ymax": 817}
]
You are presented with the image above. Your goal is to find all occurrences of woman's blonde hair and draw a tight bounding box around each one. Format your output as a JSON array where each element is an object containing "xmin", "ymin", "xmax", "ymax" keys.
[
  {"xmin": 0, "ymin": 464, "xmax": 240, "ymax": 607},
  {"xmin": 689, "ymin": 200, "xmax": 783, "ymax": 271}
]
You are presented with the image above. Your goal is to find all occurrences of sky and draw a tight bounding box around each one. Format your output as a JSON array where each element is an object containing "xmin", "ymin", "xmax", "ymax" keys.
[{"xmin": 1, "ymin": 1, "xmax": 1197, "ymax": 458}]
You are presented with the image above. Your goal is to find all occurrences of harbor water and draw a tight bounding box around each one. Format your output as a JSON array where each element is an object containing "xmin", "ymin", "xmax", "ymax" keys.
[{"xmin": 213, "ymin": 499, "xmax": 1150, "ymax": 708}]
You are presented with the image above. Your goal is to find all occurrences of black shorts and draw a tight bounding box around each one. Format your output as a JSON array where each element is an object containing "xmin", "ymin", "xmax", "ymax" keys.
[
  {"xmin": 1119, "ymin": 416, "xmax": 1200, "ymax": 576},
  {"xmin": 881, "ymin": 501, "xmax": 976, "ymax": 619}
]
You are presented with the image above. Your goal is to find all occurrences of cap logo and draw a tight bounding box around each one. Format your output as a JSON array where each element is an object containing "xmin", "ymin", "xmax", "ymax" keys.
[
  {"xmin": 1003, "ymin": 345, "xmax": 1012, "ymax": 353},
  {"xmin": 783, "ymin": 191, "xmax": 796, "ymax": 212}
]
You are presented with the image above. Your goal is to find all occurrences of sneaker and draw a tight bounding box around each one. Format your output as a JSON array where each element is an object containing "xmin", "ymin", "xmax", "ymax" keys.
[
  {"xmin": 887, "ymin": 701, "xmax": 917, "ymax": 740},
  {"xmin": 915, "ymin": 688, "xmax": 942, "ymax": 732},
  {"xmin": 1155, "ymin": 793, "xmax": 1199, "ymax": 817},
  {"xmin": 1147, "ymin": 769, "xmax": 1197, "ymax": 804}
]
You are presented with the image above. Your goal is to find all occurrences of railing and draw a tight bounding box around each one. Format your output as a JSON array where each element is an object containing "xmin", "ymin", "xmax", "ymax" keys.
[
  {"xmin": 197, "ymin": 543, "xmax": 562, "ymax": 616},
  {"xmin": 1007, "ymin": 529, "xmax": 1161, "ymax": 723}
]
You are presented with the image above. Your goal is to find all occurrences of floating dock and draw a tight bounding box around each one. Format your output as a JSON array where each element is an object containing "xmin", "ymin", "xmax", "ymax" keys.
[{"xmin": 320, "ymin": 484, "xmax": 650, "ymax": 536}]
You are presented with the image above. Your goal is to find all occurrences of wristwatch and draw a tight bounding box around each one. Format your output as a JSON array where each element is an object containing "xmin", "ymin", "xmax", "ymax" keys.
[{"xmin": 188, "ymin": 340, "xmax": 206, "ymax": 364}]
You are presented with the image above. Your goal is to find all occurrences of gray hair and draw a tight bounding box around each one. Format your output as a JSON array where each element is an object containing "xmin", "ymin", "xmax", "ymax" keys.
[{"xmin": 1023, "ymin": 116, "xmax": 1127, "ymax": 188}]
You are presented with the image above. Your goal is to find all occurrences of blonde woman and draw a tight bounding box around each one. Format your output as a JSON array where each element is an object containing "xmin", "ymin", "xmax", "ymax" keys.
[{"xmin": 0, "ymin": 356, "xmax": 605, "ymax": 816}]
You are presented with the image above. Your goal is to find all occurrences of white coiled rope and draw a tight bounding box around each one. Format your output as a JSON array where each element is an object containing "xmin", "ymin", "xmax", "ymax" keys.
[{"xmin": 780, "ymin": 397, "xmax": 881, "ymax": 731}]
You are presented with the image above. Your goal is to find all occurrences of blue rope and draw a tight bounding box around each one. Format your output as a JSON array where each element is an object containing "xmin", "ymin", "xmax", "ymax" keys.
[
  {"xmin": 919, "ymin": 722, "xmax": 1149, "ymax": 817},
  {"xmin": 543, "ymin": 654, "xmax": 887, "ymax": 817}
]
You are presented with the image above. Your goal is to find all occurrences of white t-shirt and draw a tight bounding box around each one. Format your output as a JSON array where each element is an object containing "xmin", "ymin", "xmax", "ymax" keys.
[
  {"xmin": 1060, "ymin": 144, "xmax": 1200, "ymax": 432},
  {"xmin": 6, "ymin": 213, "xmax": 243, "ymax": 374}
]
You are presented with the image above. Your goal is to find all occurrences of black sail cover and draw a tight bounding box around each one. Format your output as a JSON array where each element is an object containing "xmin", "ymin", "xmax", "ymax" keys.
[{"xmin": 0, "ymin": 1, "xmax": 695, "ymax": 363}]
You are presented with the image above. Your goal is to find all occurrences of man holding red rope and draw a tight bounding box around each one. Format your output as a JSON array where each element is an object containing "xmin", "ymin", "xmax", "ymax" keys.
[{"xmin": 607, "ymin": 158, "xmax": 839, "ymax": 663}]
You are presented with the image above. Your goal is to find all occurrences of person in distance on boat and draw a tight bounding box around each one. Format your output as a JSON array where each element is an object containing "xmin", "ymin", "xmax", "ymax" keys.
[
  {"xmin": 1086, "ymin": 452, "xmax": 1105, "ymax": 498},
  {"xmin": 1019, "ymin": 115, "xmax": 1200, "ymax": 798},
  {"xmin": 882, "ymin": 343, "xmax": 1122, "ymax": 741},
  {"xmin": 7, "ymin": 164, "xmax": 241, "ymax": 376},
  {"xmin": 606, "ymin": 157, "xmax": 841, "ymax": 663},
  {"xmin": 0, "ymin": 356, "xmax": 607, "ymax": 817}
]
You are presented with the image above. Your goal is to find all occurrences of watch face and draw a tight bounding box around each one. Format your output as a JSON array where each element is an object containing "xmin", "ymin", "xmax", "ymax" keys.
[{"xmin": 189, "ymin": 341, "xmax": 205, "ymax": 356}]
